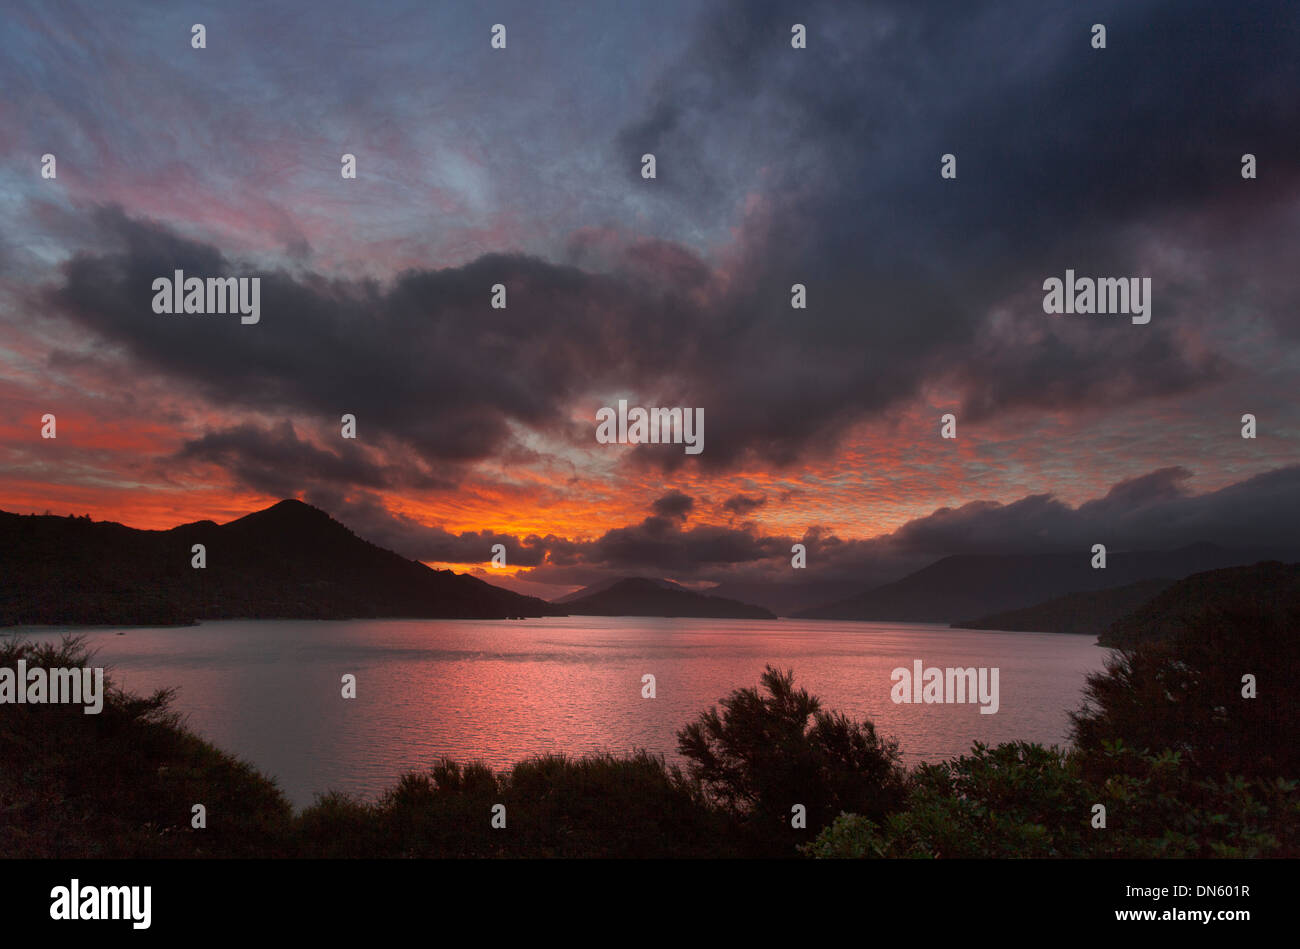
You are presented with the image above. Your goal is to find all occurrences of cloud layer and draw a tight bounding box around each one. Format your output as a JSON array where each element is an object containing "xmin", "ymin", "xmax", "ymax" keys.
[{"xmin": 2, "ymin": 0, "xmax": 1296, "ymax": 595}]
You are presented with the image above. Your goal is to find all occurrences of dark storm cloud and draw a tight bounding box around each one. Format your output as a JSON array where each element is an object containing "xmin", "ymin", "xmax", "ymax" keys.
[
  {"xmin": 1078, "ymin": 465, "xmax": 1300, "ymax": 551},
  {"xmin": 309, "ymin": 465, "xmax": 1300, "ymax": 591},
  {"xmin": 651, "ymin": 490, "xmax": 694, "ymax": 520},
  {"xmin": 306, "ymin": 490, "xmax": 562, "ymax": 569},
  {"xmin": 888, "ymin": 465, "xmax": 1300, "ymax": 557},
  {"xmin": 722, "ymin": 493, "xmax": 766, "ymax": 517},
  {"xmin": 590, "ymin": 517, "xmax": 781, "ymax": 573},
  {"xmin": 44, "ymin": 206, "xmax": 703, "ymax": 473},
  {"xmin": 174, "ymin": 421, "xmax": 455, "ymax": 498},
  {"xmin": 616, "ymin": 0, "xmax": 1298, "ymax": 455},
  {"xmin": 37, "ymin": 1, "xmax": 1300, "ymax": 476},
  {"xmin": 43, "ymin": 199, "xmax": 1244, "ymax": 481},
  {"xmin": 578, "ymin": 464, "xmax": 1300, "ymax": 584},
  {"xmin": 628, "ymin": 0, "xmax": 1300, "ymax": 257},
  {"xmin": 313, "ymin": 484, "xmax": 787, "ymax": 578}
]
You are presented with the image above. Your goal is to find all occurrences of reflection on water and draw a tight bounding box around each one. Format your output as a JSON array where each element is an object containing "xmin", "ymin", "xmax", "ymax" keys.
[{"xmin": 23, "ymin": 617, "xmax": 1110, "ymax": 809}]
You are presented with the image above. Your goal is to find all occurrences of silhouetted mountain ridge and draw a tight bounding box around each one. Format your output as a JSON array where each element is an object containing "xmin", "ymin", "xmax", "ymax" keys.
[
  {"xmin": 796, "ymin": 544, "xmax": 1300, "ymax": 623},
  {"xmin": 1101, "ymin": 561, "xmax": 1300, "ymax": 648},
  {"xmin": 556, "ymin": 577, "xmax": 775, "ymax": 619},
  {"xmin": 0, "ymin": 500, "xmax": 556, "ymax": 625},
  {"xmin": 705, "ymin": 578, "xmax": 863, "ymax": 617},
  {"xmin": 553, "ymin": 576, "xmax": 690, "ymax": 604},
  {"xmin": 954, "ymin": 578, "xmax": 1174, "ymax": 635}
]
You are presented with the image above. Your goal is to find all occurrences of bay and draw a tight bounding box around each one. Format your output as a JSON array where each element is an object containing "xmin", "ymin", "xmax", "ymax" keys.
[{"xmin": 19, "ymin": 617, "xmax": 1111, "ymax": 809}]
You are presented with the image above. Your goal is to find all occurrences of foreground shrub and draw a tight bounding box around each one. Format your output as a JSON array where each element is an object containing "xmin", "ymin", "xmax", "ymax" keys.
[
  {"xmin": 803, "ymin": 741, "xmax": 1300, "ymax": 859},
  {"xmin": 7, "ymin": 633, "xmax": 1293, "ymax": 860},
  {"xmin": 677, "ymin": 665, "xmax": 906, "ymax": 852},
  {"xmin": 296, "ymin": 751, "xmax": 743, "ymax": 858},
  {"xmin": 1073, "ymin": 599, "xmax": 1300, "ymax": 781},
  {"xmin": 0, "ymin": 635, "xmax": 292, "ymax": 857}
]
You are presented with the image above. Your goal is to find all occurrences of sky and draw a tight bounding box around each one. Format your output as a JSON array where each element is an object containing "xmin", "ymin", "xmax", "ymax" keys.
[{"xmin": 2, "ymin": 0, "xmax": 1298, "ymax": 599}]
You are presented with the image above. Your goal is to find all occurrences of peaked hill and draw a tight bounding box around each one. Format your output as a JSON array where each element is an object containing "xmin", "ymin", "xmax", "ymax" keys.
[
  {"xmin": 0, "ymin": 500, "xmax": 555, "ymax": 625},
  {"xmin": 556, "ymin": 577, "xmax": 775, "ymax": 619}
]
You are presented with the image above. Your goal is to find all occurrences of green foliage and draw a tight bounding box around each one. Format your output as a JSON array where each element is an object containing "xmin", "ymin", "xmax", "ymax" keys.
[
  {"xmin": 805, "ymin": 742, "xmax": 1089, "ymax": 859},
  {"xmin": 0, "ymin": 635, "xmax": 292, "ymax": 857},
  {"xmin": 803, "ymin": 741, "xmax": 1300, "ymax": 859},
  {"xmin": 293, "ymin": 791, "xmax": 383, "ymax": 858},
  {"xmin": 296, "ymin": 751, "xmax": 742, "ymax": 858},
  {"xmin": 1072, "ymin": 604, "xmax": 1300, "ymax": 780},
  {"xmin": 6, "ymin": 627, "xmax": 1295, "ymax": 860},
  {"xmin": 676, "ymin": 665, "xmax": 905, "ymax": 849}
]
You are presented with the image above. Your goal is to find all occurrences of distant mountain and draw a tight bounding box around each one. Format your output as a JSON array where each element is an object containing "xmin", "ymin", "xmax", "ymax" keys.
[
  {"xmin": 953, "ymin": 578, "xmax": 1173, "ymax": 635},
  {"xmin": 1101, "ymin": 561, "xmax": 1300, "ymax": 648},
  {"xmin": 553, "ymin": 576, "xmax": 690, "ymax": 604},
  {"xmin": 703, "ymin": 578, "xmax": 863, "ymax": 617},
  {"xmin": 0, "ymin": 500, "xmax": 556, "ymax": 625},
  {"xmin": 556, "ymin": 577, "xmax": 775, "ymax": 619},
  {"xmin": 795, "ymin": 544, "xmax": 1298, "ymax": 623}
]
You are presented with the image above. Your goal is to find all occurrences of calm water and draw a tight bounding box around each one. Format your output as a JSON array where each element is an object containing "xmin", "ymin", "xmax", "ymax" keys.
[{"xmin": 20, "ymin": 617, "xmax": 1111, "ymax": 809}]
